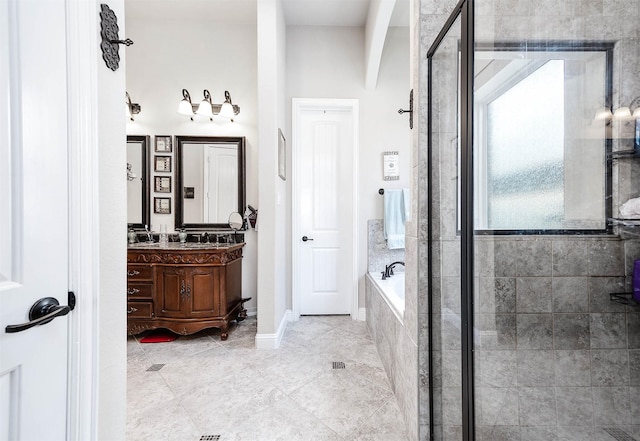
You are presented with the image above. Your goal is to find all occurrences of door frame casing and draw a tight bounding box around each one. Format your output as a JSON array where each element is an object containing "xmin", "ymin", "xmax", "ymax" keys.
[
  {"xmin": 66, "ymin": 0, "xmax": 104, "ymax": 438},
  {"xmin": 291, "ymin": 98, "xmax": 360, "ymax": 321}
]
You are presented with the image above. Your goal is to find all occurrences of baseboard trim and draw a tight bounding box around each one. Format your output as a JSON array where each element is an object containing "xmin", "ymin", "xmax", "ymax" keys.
[
  {"xmin": 246, "ymin": 307, "xmax": 257, "ymax": 317},
  {"xmin": 255, "ymin": 309, "xmax": 292, "ymax": 349},
  {"xmin": 358, "ymin": 307, "xmax": 367, "ymax": 321}
]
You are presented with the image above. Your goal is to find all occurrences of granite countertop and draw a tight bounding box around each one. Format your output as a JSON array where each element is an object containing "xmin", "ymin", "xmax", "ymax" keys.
[{"xmin": 128, "ymin": 242, "xmax": 243, "ymax": 250}]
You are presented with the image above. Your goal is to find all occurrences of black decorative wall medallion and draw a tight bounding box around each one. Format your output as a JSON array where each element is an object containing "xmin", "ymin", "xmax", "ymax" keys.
[
  {"xmin": 100, "ymin": 3, "xmax": 133, "ymax": 71},
  {"xmin": 398, "ymin": 89, "xmax": 414, "ymax": 130}
]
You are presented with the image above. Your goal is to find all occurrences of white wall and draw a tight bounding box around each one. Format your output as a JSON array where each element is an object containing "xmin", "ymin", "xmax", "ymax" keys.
[
  {"xmin": 255, "ymin": 0, "xmax": 289, "ymax": 342},
  {"xmin": 97, "ymin": 1, "xmax": 127, "ymax": 438},
  {"xmin": 124, "ymin": 16, "xmax": 258, "ymax": 314},
  {"xmin": 286, "ymin": 26, "xmax": 410, "ymax": 307}
]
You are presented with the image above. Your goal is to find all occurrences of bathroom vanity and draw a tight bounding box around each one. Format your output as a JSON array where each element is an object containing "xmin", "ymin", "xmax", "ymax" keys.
[{"xmin": 127, "ymin": 242, "xmax": 246, "ymax": 340}]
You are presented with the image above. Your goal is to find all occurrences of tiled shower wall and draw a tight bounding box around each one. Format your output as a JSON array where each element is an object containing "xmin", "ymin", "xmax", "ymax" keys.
[
  {"xmin": 436, "ymin": 236, "xmax": 640, "ymax": 440},
  {"xmin": 415, "ymin": 0, "xmax": 640, "ymax": 439},
  {"xmin": 367, "ymin": 219, "xmax": 406, "ymax": 273}
]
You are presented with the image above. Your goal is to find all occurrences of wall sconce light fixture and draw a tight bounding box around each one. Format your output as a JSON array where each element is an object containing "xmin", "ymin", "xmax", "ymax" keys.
[
  {"xmin": 126, "ymin": 92, "xmax": 141, "ymax": 121},
  {"xmin": 196, "ymin": 89, "xmax": 215, "ymax": 120},
  {"xmin": 177, "ymin": 89, "xmax": 194, "ymax": 120},
  {"xmin": 219, "ymin": 91, "xmax": 237, "ymax": 122},
  {"xmin": 177, "ymin": 89, "xmax": 241, "ymax": 122}
]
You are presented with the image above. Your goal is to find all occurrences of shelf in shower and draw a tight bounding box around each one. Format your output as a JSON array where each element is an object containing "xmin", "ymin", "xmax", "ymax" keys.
[
  {"xmin": 608, "ymin": 218, "xmax": 640, "ymax": 239},
  {"xmin": 610, "ymin": 292, "xmax": 640, "ymax": 307},
  {"xmin": 607, "ymin": 149, "xmax": 640, "ymax": 160}
]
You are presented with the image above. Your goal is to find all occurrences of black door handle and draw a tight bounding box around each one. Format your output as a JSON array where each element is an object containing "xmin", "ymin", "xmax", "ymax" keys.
[
  {"xmin": 5, "ymin": 294, "xmax": 75, "ymax": 333},
  {"xmin": 302, "ymin": 236, "xmax": 314, "ymax": 242}
]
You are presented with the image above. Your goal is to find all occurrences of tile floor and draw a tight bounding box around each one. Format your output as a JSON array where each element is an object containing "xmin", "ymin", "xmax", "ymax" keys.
[{"xmin": 127, "ymin": 316, "xmax": 409, "ymax": 441}]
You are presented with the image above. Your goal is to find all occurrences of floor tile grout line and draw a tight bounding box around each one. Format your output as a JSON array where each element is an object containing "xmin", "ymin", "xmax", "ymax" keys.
[{"xmin": 281, "ymin": 386, "xmax": 349, "ymax": 441}]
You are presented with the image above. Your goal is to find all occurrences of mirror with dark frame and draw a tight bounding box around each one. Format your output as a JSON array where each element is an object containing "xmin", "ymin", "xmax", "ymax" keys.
[
  {"xmin": 175, "ymin": 136, "xmax": 246, "ymax": 230},
  {"xmin": 126, "ymin": 135, "xmax": 150, "ymax": 230}
]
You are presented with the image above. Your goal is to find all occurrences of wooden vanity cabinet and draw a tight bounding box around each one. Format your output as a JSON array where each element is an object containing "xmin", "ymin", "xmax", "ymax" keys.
[{"xmin": 127, "ymin": 244, "xmax": 246, "ymax": 340}]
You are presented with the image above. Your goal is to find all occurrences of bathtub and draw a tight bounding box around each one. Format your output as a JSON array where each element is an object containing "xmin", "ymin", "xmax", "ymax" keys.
[{"xmin": 367, "ymin": 271, "xmax": 405, "ymax": 322}]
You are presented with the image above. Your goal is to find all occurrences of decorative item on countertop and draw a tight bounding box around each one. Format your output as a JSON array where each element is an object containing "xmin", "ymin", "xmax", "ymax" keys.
[
  {"xmin": 178, "ymin": 229, "xmax": 187, "ymax": 243},
  {"xmin": 246, "ymin": 205, "xmax": 258, "ymax": 229},
  {"xmin": 383, "ymin": 151, "xmax": 400, "ymax": 181},
  {"xmin": 159, "ymin": 224, "xmax": 168, "ymax": 245},
  {"xmin": 634, "ymin": 260, "xmax": 640, "ymax": 302},
  {"xmin": 127, "ymin": 227, "xmax": 137, "ymax": 244}
]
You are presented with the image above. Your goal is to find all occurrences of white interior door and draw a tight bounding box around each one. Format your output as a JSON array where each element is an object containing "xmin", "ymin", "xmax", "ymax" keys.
[
  {"xmin": 0, "ymin": 0, "xmax": 71, "ymax": 439},
  {"xmin": 294, "ymin": 100, "xmax": 358, "ymax": 316}
]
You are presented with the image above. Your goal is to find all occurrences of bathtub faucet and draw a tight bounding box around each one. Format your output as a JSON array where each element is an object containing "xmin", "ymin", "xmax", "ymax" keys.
[{"xmin": 382, "ymin": 261, "xmax": 404, "ymax": 279}]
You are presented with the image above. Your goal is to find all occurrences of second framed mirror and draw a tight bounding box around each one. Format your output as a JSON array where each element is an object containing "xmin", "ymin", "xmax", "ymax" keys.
[{"xmin": 175, "ymin": 136, "xmax": 246, "ymax": 230}]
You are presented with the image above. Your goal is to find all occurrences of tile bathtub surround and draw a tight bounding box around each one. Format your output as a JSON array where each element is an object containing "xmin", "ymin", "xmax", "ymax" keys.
[
  {"xmin": 367, "ymin": 219, "xmax": 406, "ymax": 273},
  {"xmin": 365, "ymin": 276, "xmax": 419, "ymax": 441},
  {"xmin": 127, "ymin": 317, "xmax": 410, "ymax": 441}
]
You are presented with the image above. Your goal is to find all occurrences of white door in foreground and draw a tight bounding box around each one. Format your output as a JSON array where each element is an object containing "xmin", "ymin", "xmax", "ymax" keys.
[{"xmin": 0, "ymin": 0, "xmax": 71, "ymax": 438}]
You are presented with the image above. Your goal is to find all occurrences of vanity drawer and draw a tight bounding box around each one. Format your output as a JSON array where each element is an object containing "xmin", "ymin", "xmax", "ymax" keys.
[
  {"xmin": 127, "ymin": 301, "xmax": 153, "ymax": 319},
  {"xmin": 127, "ymin": 283, "xmax": 153, "ymax": 299},
  {"xmin": 127, "ymin": 265, "xmax": 153, "ymax": 281}
]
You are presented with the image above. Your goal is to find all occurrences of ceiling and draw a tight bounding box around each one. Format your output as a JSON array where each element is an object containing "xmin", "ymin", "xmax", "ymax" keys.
[{"xmin": 125, "ymin": 0, "xmax": 410, "ymax": 27}]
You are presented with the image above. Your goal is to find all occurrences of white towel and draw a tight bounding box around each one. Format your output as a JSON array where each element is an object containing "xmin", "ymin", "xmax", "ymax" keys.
[
  {"xmin": 383, "ymin": 189, "xmax": 407, "ymax": 250},
  {"xmin": 620, "ymin": 197, "xmax": 640, "ymax": 218}
]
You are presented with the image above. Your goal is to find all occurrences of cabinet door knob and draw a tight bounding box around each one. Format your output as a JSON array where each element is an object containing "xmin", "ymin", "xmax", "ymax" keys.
[
  {"xmin": 127, "ymin": 287, "xmax": 140, "ymax": 296},
  {"xmin": 127, "ymin": 307, "xmax": 138, "ymax": 314},
  {"xmin": 180, "ymin": 281, "xmax": 187, "ymax": 301},
  {"xmin": 127, "ymin": 270, "xmax": 140, "ymax": 277}
]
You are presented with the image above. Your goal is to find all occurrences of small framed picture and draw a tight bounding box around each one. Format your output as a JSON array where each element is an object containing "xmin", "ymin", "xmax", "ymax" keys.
[
  {"xmin": 154, "ymin": 156, "xmax": 171, "ymax": 172},
  {"xmin": 155, "ymin": 136, "xmax": 172, "ymax": 153},
  {"xmin": 154, "ymin": 197, "xmax": 171, "ymax": 214},
  {"xmin": 154, "ymin": 176, "xmax": 171, "ymax": 193}
]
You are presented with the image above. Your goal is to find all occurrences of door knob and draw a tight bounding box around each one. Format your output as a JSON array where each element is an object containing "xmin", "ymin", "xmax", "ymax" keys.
[
  {"xmin": 5, "ymin": 293, "xmax": 75, "ymax": 334},
  {"xmin": 301, "ymin": 236, "xmax": 314, "ymax": 242}
]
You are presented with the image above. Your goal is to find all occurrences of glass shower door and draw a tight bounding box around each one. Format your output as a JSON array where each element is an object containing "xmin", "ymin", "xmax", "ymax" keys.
[
  {"xmin": 471, "ymin": 0, "xmax": 638, "ymax": 440},
  {"xmin": 428, "ymin": 11, "xmax": 463, "ymax": 441}
]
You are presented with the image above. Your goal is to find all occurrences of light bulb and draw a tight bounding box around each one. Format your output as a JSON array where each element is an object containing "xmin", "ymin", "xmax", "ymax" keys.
[
  {"xmin": 177, "ymin": 99, "xmax": 193, "ymax": 116},
  {"xmin": 219, "ymin": 102, "xmax": 235, "ymax": 119},
  {"xmin": 196, "ymin": 100, "xmax": 214, "ymax": 117}
]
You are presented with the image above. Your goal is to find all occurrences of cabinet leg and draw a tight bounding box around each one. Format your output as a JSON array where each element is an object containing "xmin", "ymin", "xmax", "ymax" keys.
[
  {"xmin": 237, "ymin": 297, "xmax": 251, "ymax": 322},
  {"xmin": 220, "ymin": 324, "xmax": 229, "ymax": 341}
]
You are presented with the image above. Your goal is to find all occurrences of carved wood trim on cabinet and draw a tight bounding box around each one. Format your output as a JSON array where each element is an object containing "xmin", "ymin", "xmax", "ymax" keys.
[{"xmin": 126, "ymin": 244, "xmax": 245, "ymax": 340}]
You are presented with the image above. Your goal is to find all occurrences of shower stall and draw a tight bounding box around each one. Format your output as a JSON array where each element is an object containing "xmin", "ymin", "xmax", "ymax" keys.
[{"xmin": 424, "ymin": 0, "xmax": 640, "ymax": 439}]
